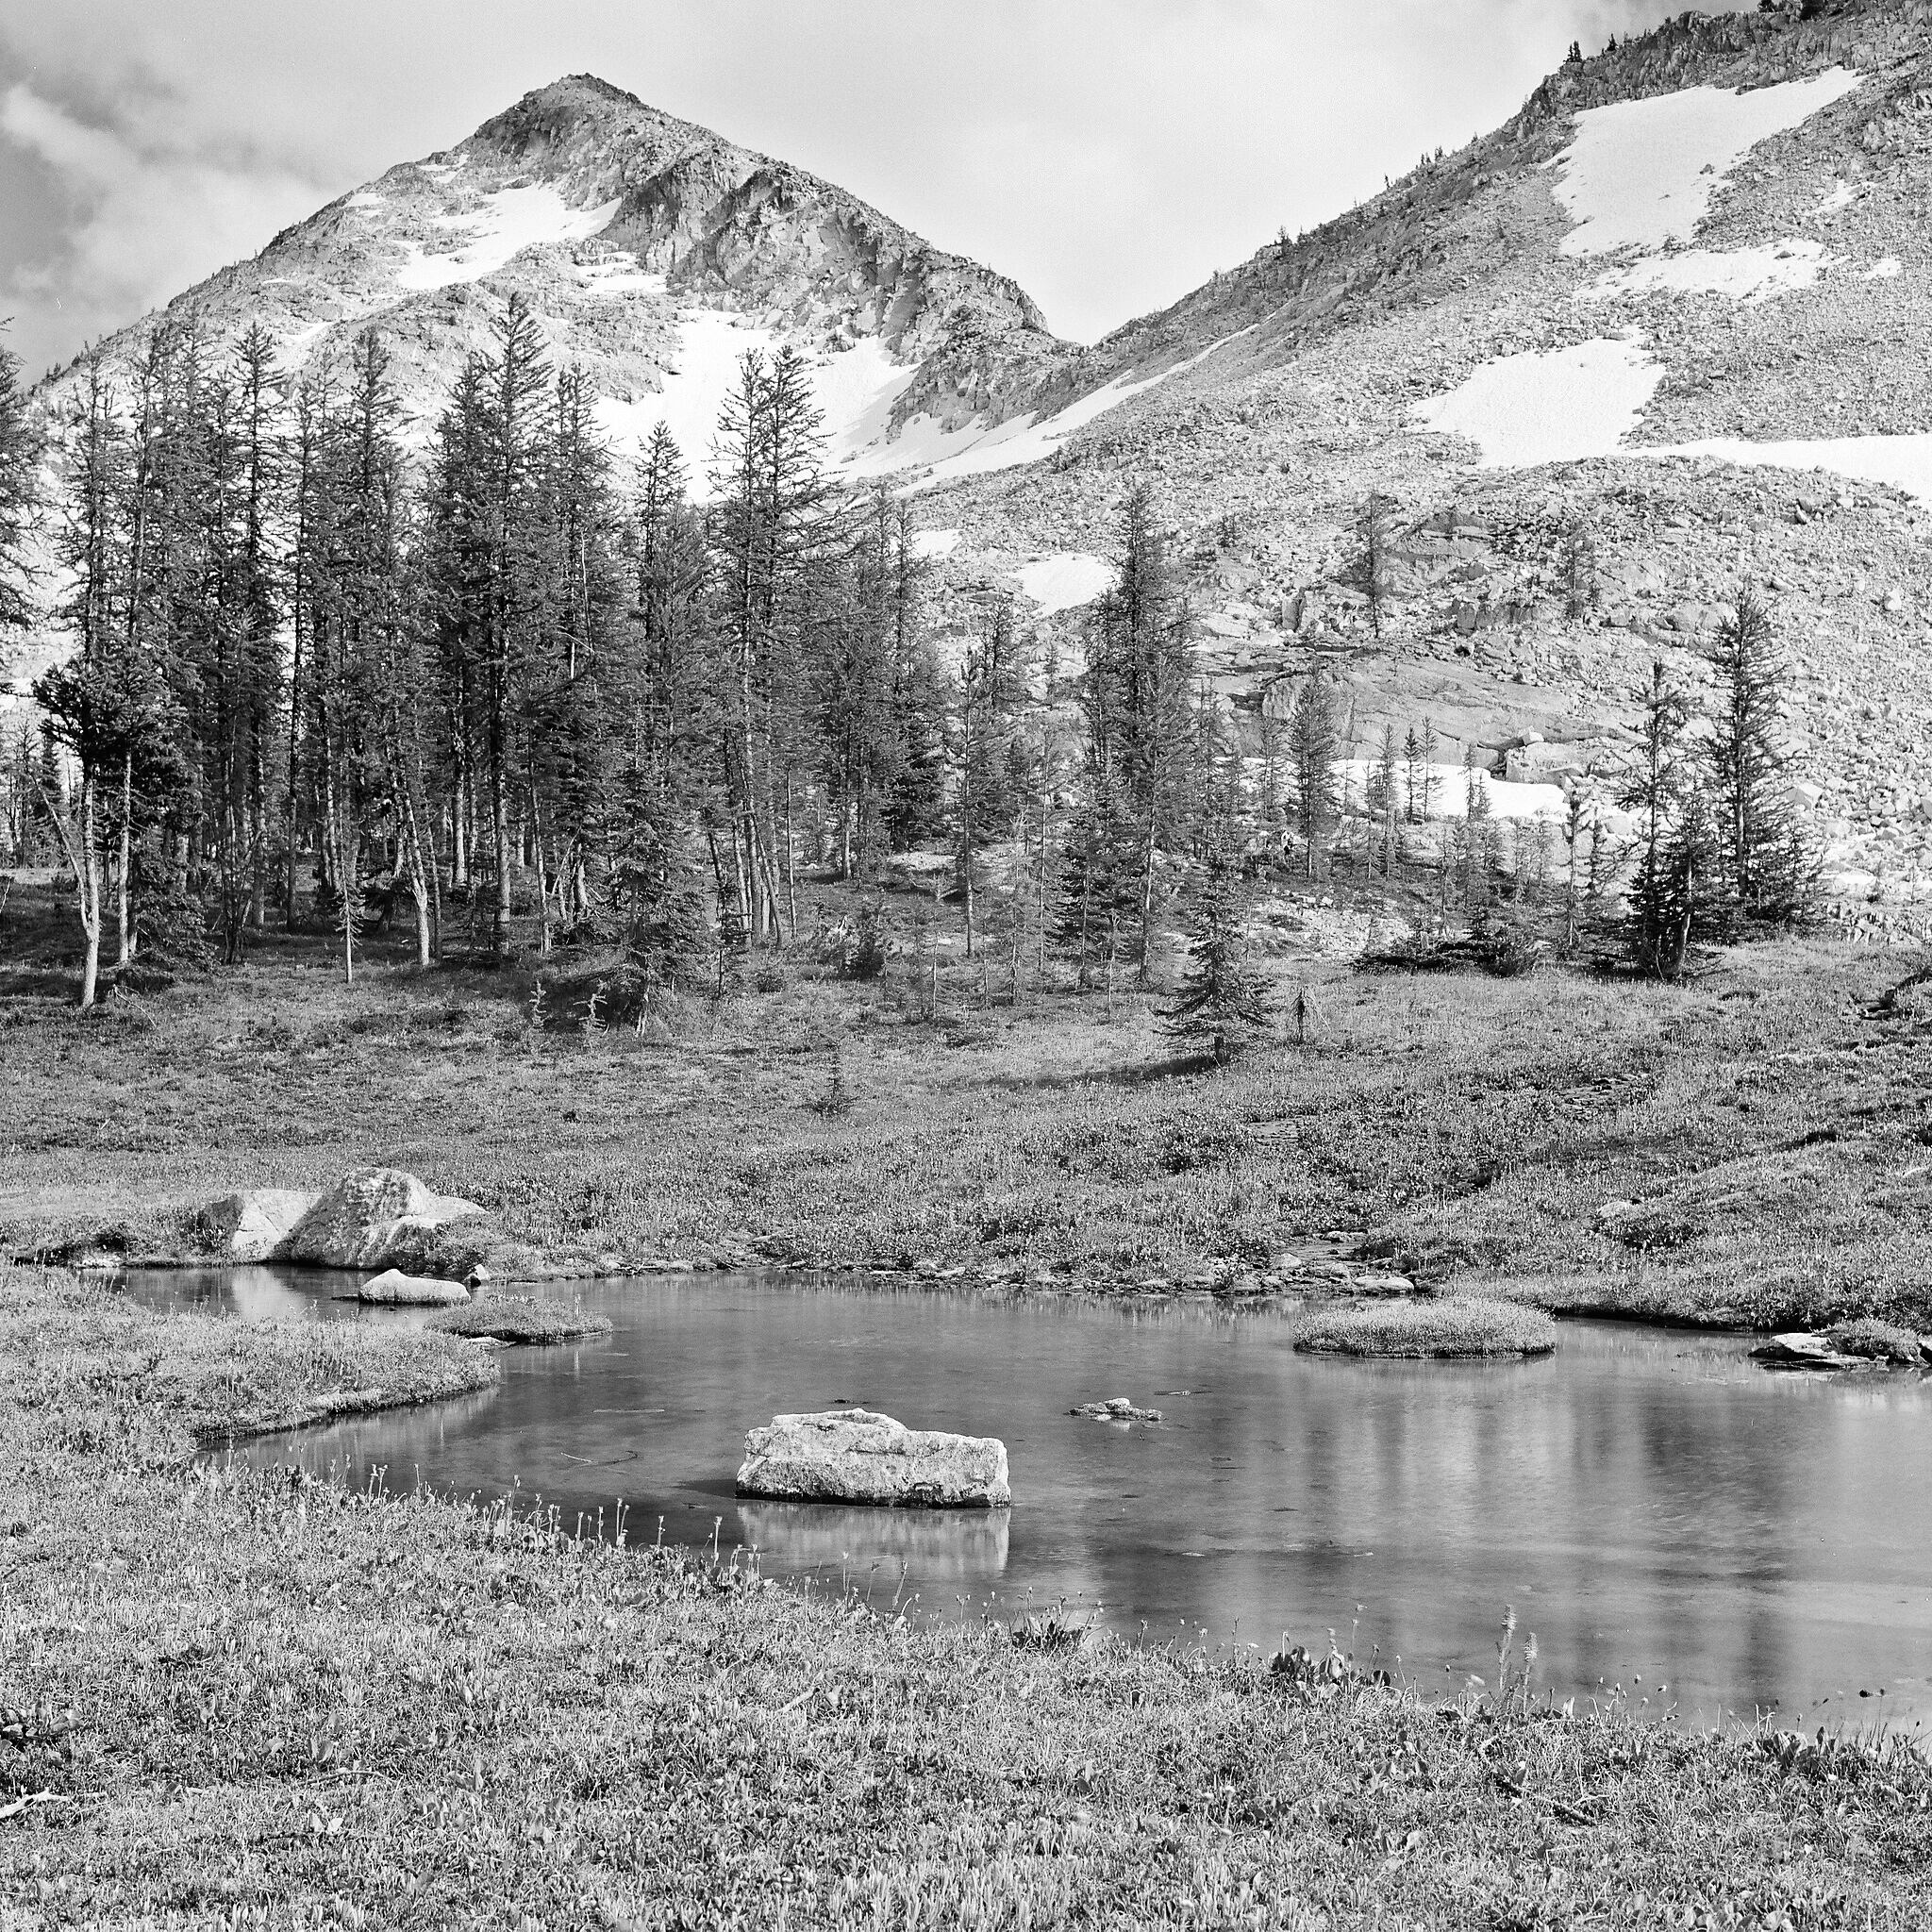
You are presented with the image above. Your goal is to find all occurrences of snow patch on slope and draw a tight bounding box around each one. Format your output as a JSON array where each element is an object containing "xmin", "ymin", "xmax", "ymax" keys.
[
  {"xmin": 909, "ymin": 529, "xmax": 960, "ymax": 560},
  {"xmin": 1415, "ymin": 335, "xmax": 1932, "ymax": 506},
  {"xmin": 1337, "ymin": 761, "xmax": 1568, "ymax": 822},
  {"xmin": 1665, "ymin": 432, "xmax": 1932, "ymax": 506},
  {"xmin": 1553, "ymin": 70, "xmax": 1863, "ymax": 257},
  {"xmin": 396, "ymin": 185, "xmax": 621, "ymax": 291},
  {"xmin": 1412, "ymin": 338, "xmax": 1662, "ymax": 467},
  {"xmin": 1577, "ymin": 238, "xmax": 1830, "ymax": 305},
  {"xmin": 591, "ymin": 316, "xmax": 922, "ymax": 496},
  {"xmin": 1018, "ymin": 553, "xmax": 1114, "ymax": 616}
]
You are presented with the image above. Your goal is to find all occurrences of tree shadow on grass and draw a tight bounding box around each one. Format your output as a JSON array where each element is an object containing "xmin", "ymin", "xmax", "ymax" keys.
[{"xmin": 984, "ymin": 1054, "xmax": 1211, "ymax": 1092}]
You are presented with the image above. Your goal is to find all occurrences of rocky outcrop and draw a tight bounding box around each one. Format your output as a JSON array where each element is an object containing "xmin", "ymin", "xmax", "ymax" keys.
[
  {"xmin": 735, "ymin": 1409, "xmax": 1009, "ymax": 1508},
  {"xmin": 353, "ymin": 1269, "xmax": 472, "ymax": 1307},
  {"xmin": 207, "ymin": 1188, "xmax": 322, "ymax": 1263},
  {"xmin": 283, "ymin": 1167, "xmax": 487, "ymax": 1271}
]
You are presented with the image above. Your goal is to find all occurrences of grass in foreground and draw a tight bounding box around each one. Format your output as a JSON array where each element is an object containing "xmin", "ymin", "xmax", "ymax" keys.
[
  {"xmin": 2, "ymin": 1263, "xmax": 1929, "ymax": 1927},
  {"xmin": 1294, "ymin": 1297, "xmax": 1557, "ymax": 1358},
  {"xmin": 8, "ymin": 872, "xmax": 1932, "ymax": 1332}
]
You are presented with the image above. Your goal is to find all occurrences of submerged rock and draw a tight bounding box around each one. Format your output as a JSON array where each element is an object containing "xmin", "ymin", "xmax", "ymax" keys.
[
  {"xmin": 736, "ymin": 1409, "xmax": 1009, "ymax": 1508},
  {"xmin": 207, "ymin": 1188, "xmax": 321, "ymax": 1262},
  {"xmin": 284, "ymin": 1167, "xmax": 487, "ymax": 1271},
  {"xmin": 354, "ymin": 1268, "xmax": 471, "ymax": 1307}
]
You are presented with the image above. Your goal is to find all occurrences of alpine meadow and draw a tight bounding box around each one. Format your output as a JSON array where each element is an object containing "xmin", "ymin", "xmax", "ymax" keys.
[{"xmin": 5, "ymin": 6, "xmax": 1932, "ymax": 1927}]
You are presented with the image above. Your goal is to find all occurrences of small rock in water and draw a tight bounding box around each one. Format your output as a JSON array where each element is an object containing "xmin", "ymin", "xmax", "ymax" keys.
[
  {"xmin": 1070, "ymin": 1396, "xmax": 1165, "ymax": 1424},
  {"xmin": 354, "ymin": 1268, "xmax": 471, "ymax": 1307},
  {"xmin": 736, "ymin": 1409, "xmax": 1009, "ymax": 1507}
]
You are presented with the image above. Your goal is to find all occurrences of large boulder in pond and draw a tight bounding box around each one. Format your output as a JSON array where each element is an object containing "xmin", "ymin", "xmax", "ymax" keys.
[
  {"xmin": 355, "ymin": 1269, "xmax": 471, "ymax": 1307},
  {"xmin": 284, "ymin": 1167, "xmax": 487, "ymax": 1271},
  {"xmin": 207, "ymin": 1188, "xmax": 322, "ymax": 1262},
  {"xmin": 736, "ymin": 1409, "xmax": 1009, "ymax": 1508}
]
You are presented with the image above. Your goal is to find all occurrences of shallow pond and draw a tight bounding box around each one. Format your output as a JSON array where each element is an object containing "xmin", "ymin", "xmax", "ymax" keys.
[{"xmin": 125, "ymin": 1267, "xmax": 1932, "ymax": 1726}]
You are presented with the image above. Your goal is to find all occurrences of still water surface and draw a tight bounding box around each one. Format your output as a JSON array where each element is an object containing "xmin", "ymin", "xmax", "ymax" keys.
[{"xmin": 125, "ymin": 1267, "xmax": 1932, "ymax": 1726}]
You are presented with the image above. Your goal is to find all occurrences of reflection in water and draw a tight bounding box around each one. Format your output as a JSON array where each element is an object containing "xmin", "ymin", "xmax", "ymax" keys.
[
  {"xmin": 734, "ymin": 1499, "xmax": 1010, "ymax": 1581},
  {"xmin": 130, "ymin": 1268, "xmax": 1932, "ymax": 1723}
]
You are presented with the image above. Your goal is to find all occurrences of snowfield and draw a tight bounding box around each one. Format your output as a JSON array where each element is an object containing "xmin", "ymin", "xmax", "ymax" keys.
[
  {"xmin": 1411, "ymin": 338, "xmax": 1662, "ymax": 468},
  {"xmin": 1664, "ymin": 431, "xmax": 1932, "ymax": 506},
  {"xmin": 1576, "ymin": 238, "xmax": 1830, "ymax": 306},
  {"xmin": 1415, "ymin": 333, "xmax": 1932, "ymax": 506},
  {"xmin": 1336, "ymin": 759, "xmax": 1571, "ymax": 823},
  {"xmin": 395, "ymin": 185, "xmax": 622, "ymax": 291},
  {"xmin": 1018, "ymin": 553, "xmax": 1114, "ymax": 616},
  {"xmin": 1552, "ymin": 69, "xmax": 1864, "ymax": 257}
]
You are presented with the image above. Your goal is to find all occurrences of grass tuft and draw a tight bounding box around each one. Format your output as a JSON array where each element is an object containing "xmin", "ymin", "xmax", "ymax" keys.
[
  {"xmin": 1294, "ymin": 1295, "xmax": 1558, "ymax": 1357},
  {"xmin": 426, "ymin": 1294, "xmax": 615, "ymax": 1344}
]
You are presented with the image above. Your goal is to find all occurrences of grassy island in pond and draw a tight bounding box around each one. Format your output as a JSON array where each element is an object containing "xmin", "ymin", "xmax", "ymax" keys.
[
  {"xmin": 1295, "ymin": 1297, "xmax": 1558, "ymax": 1358},
  {"xmin": 428, "ymin": 1294, "xmax": 615, "ymax": 1344},
  {"xmin": 2, "ymin": 1262, "xmax": 1930, "ymax": 1925}
]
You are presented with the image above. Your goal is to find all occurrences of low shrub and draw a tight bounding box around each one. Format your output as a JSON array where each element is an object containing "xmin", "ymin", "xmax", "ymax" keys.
[
  {"xmin": 1824, "ymin": 1316, "xmax": 1927, "ymax": 1364},
  {"xmin": 1294, "ymin": 1296, "xmax": 1557, "ymax": 1358}
]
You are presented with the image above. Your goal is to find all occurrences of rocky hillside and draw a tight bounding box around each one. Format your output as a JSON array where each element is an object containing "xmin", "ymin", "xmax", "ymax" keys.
[{"xmin": 908, "ymin": 0, "xmax": 1932, "ymax": 925}]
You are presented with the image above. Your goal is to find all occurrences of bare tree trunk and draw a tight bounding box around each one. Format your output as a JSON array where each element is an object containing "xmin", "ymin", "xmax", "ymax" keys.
[
  {"xmin": 42, "ymin": 772, "xmax": 105, "ymax": 1009},
  {"xmin": 116, "ymin": 752, "xmax": 133, "ymax": 965}
]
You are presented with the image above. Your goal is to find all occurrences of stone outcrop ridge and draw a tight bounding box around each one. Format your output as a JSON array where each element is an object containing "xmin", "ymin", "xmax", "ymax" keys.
[{"xmin": 735, "ymin": 1409, "xmax": 1010, "ymax": 1508}]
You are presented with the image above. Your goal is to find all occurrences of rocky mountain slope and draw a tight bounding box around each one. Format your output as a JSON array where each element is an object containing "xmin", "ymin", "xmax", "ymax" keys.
[{"xmin": 911, "ymin": 0, "xmax": 1932, "ymax": 923}]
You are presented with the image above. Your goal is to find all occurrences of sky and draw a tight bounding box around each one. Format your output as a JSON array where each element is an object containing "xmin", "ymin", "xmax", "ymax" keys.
[{"xmin": 0, "ymin": 0, "xmax": 1744, "ymax": 378}]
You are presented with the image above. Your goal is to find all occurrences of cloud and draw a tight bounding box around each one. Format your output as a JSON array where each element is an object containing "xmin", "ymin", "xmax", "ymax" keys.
[{"xmin": 0, "ymin": 81, "xmax": 325, "ymax": 375}]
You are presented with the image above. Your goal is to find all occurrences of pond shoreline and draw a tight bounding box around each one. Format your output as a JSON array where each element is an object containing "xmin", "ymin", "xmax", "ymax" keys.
[{"xmin": 7, "ymin": 1258, "xmax": 1930, "ymax": 1924}]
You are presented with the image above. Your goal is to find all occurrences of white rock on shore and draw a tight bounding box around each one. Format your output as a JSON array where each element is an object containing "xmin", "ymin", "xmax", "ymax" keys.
[
  {"xmin": 207, "ymin": 1188, "xmax": 322, "ymax": 1262},
  {"xmin": 735, "ymin": 1409, "xmax": 1010, "ymax": 1508}
]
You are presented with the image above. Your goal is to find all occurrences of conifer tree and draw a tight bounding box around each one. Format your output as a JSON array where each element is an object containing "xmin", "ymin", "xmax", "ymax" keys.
[
  {"xmin": 1287, "ymin": 675, "xmax": 1339, "ymax": 876},
  {"xmin": 1619, "ymin": 659, "xmax": 1696, "ymax": 977},
  {"xmin": 1355, "ymin": 491, "xmax": 1395, "ymax": 640},
  {"xmin": 1707, "ymin": 589, "xmax": 1811, "ymax": 928},
  {"xmin": 0, "ymin": 326, "xmax": 39, "ymax": 637},
  {"xmin": 1165, "ymin": 857, "xmax": 1272, "ymax": 1065}
]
